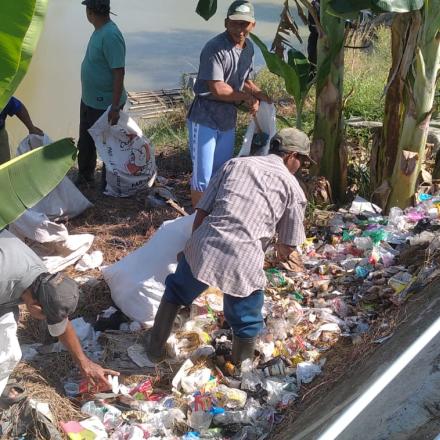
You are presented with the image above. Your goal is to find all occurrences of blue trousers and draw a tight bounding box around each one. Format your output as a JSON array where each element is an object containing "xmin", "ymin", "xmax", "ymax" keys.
[
  {"xmin": 187, "ymin": 120, "xmax": 235, "ymax": 192},
  {"xmin": 163, "ymin": 256, "xmax": 264, "ymax": 338}
]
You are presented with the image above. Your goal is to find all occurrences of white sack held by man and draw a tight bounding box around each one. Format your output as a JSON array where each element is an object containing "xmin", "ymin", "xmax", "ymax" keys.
[{"xmin": 88, "ymin": 107, "xmax": 157, "ymax": 197}]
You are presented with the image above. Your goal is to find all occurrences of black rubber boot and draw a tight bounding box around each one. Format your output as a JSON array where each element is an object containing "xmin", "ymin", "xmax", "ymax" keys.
[
  {"xmin": 144, "ymin": 300, "xmax": 180, "ymax": 366},
  {"xmin": 231, "ymin": 335, "xmax": 257, "ymax": 365}
]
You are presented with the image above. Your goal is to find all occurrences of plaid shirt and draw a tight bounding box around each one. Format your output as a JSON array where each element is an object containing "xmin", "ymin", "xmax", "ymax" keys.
[{"xmin": 184, "ymin": 154, "xmax": 306, "ymax": 297}]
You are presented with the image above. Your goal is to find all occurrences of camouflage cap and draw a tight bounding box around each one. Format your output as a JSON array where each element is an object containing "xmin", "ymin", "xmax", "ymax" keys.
[
  {"xmin": 270, "ymin": 128, "xmax": 314, "ymax": 162},
  {"xmin": 227, "ymin": 1, "xmax": 255, "ymax": 23}
]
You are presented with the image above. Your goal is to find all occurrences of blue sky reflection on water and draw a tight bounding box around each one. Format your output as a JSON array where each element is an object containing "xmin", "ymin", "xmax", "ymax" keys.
[{"xmin": 10, "ymin": 0, "xmax": 306, "ymax": 141}]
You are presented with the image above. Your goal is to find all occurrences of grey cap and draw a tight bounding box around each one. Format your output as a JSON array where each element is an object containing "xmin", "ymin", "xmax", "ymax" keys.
[
  {"xmin": 227, "ymin": 1, "xmax": 255, "ymax": 23},
  {"xmin": 33, "ymin": 273, "xmax": 79, "ymax": 336},
  {"xmin": 81, "ymin": 0, "xmax": 110, "ymax": 13},
  {"xmin": 270, "ymin": 128, "xmax": 314, "ymax": 161}
]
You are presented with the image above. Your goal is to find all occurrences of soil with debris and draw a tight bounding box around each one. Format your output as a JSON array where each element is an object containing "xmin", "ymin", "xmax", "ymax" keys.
[{"xmin": 5, "ymin": 138, "xmax": 440, "ymax": 439}]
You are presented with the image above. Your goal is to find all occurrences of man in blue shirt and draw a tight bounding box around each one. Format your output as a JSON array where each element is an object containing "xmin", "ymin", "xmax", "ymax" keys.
[
  {"xmin": 0, "ymin": 97, "xmax": 43, "ymax": 165},
  {"xmin": 77, "ymin": 0, "xmax": 126, "ymax": 185}
]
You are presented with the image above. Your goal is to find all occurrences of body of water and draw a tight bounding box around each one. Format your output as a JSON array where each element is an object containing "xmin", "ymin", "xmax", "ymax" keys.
[{"xmin": 9, "ymin": 0, "xmax": 306, "ymax": 145}]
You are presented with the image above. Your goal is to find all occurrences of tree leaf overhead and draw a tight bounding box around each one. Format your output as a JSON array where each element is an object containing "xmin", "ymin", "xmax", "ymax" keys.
[
  {"xmin": 196, "ymin": 0, "xmax": 217, "ymax": 21},
  {"xmin": 327, "ymin": 0, "xmax": 424, "ymax": 19},
  {"xmin": 0, "ymin": 0, "xmax": 48, "ymax": 110}
]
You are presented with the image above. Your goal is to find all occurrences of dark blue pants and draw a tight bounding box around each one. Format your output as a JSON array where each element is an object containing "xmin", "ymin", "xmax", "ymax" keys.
[{"xmin": 163, "ymin": 256, "xmax": 264, "ymax": 338}]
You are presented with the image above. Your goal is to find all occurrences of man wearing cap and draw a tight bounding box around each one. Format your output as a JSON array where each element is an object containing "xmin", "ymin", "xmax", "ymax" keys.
[
  {"xmin": 77, "ymin": 0, "xmax": 127, "ymax": 185},
  {"xmin": 187, "ymin": 0, "xmax": 272, "ymax": 207},
  {"xmin": 143, "ymin": 128, "xmax": 310, "ymax": 367},
  {"xmin": 0, "ymin": 230, "xmax": 118, "ymax": 405}
]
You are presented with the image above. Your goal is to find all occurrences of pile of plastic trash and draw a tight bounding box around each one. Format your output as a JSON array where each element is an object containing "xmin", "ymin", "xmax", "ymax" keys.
[{"xmin": 54, "ymin": 195, "xmax": 440, "ymax": 439}]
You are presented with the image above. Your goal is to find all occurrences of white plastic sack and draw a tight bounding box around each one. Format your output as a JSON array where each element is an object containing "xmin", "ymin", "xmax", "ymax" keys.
[
  {"xmin": 88, "ymin": 107, "xmax": 157, "ymax": 197},
  {"xmin": 10, "ymin": 210, "xmax": 69, "ymax": 243},
  {"xmin": 102, "ymin": 214, "xmax": 195, "ymax": 324},
  {"xmin": 9, "ymin": 211, "xmax": 94, "ymax": 273},
  {"xmin": 17, "ymin": 134, "xmax": 92, "ymax": 220},
  {"xmin": 239, "ymin": 102, "xmax": 276, "ymax": 157},
  {"xmin": 0, "ymin": 312, "xmax": 22, "ymax": 396},
  {"xmin": 29, "ymin": 234, "xmax": 94, "ymax": 273}
]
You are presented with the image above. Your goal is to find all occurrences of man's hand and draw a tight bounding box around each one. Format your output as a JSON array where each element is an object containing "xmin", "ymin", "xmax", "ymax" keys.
[
  {"xmin": 275, "ymin": 244, "xmax": 305, "ymax": 272},
  {"xmin": 108, "ymin": 108, "xmax": 120, "ymax": 126},
  {"xmin": 79, "ymin": 358, "xmax": 119, "ymax": 390},
  {"xmin": 29, "ymin": 126, "xmax": 44, "ymax": 136},
  {"xmin": 255, "ymin": 91, "xmax": 273, "ymax": 104},
  {"xmin": 58, "ymin": 320, "xmax": 119, "ymax": 391},
  {"xmin": 246, "ymin": 95, "xmax": 260, "ymax": 116}
]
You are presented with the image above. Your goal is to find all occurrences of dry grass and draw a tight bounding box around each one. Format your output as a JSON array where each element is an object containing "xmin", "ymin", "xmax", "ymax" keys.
[{"xmin": 11, "ymin": 362, "xmax": 82, "ymax": 423}]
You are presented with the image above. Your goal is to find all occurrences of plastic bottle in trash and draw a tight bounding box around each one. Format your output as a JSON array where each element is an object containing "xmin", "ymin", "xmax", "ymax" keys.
[
  {"xmin": 266, "ymin": 316, "xmax": 288, "ymax": 341},
  {"xmin": 354, "ymin": 236, "xmax": 373, "ymax": 250},
  {"xmin": 81, "ymin": 401, "xmax": 121, "ymax": 430},
  {"xmin": 188, "ymin": 409, "xmax": 213, "ymax": 430}
]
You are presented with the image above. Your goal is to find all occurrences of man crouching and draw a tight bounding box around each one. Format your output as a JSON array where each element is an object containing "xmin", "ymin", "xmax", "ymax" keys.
[{"xmin": 0, "ymin": 230, "xmax": 118, "ymax": 406}]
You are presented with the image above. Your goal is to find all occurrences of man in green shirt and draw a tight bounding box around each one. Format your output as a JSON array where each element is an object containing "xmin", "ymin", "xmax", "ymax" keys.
[{"xmin": 77, "ymin": 0, "xmax": 127, "ymax": 185}]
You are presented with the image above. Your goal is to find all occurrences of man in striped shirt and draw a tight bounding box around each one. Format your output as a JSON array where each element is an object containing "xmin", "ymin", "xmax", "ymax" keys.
[{"xmin": 144, "ymin": 128, "xmax": 310, "ymax": 367}]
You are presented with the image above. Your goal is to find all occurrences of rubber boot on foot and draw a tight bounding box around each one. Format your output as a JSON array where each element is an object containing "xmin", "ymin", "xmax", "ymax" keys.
[
  {"xmin": 143, "ymin": 300, "xmax": 180, "ymax": 367},
  {"xmin": 231, "ymin": 335, "xmax": 257, "ymax": 366}
]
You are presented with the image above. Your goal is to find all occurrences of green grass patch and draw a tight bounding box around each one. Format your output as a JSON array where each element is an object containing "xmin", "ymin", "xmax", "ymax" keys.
[{"xmin": 343, "ymin": 26, "xmax": 391, "ymax": 121}]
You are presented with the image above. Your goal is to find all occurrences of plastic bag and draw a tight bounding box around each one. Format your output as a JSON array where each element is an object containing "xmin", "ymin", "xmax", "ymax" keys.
[
  {"xmin": 213, "ymin": 385, "xmax": 247, "ymax": 409},
  {"xmin": 88, "ymin": 107, "xmax": 157, "ymax": 197},
  {"xmin": 0, "ymin": 312, "xmax": 22, "ymax": 396},
  {"xmin": 238, "ymin": 102, "xmax": 276, "ymax": 157},
  {"xmin": 17, "ymin": 133, "xmax": 92, "ymax": 219},
  {"xmin": 296, "ymin": 361, "xmax": 322, "ymax": 386}
]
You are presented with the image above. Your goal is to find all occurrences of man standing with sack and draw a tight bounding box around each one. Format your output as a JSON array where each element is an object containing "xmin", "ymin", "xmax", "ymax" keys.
[
  {"xmin": 0, "ymin": 230, "xmax": 118, "ymax": 407},
  {"xmin": 187, "ymin": 0, "xmax": 271, "ymax": 207},
  {"xmin": 77, "ymin": 0, "xmax": 127, "ymax": 185},
  {"xmin": 143, "ymin": 128, "xmax": 311, "ymax": 367}
]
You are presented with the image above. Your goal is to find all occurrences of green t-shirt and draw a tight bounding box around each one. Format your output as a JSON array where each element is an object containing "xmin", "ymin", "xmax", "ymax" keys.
[{"xmin": 81, "ymin": 21, "xmax": 127, "ymax": 110}]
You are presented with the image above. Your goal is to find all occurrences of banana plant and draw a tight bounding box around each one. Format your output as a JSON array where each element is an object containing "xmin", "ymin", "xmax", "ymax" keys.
[
  {"xmin": 329, "ymin": 0, "xmax": 438, "ymax": 210},
  {"xmin": 0, "ymin": 139, "xmax": 77, "ymax": 229},
  {"xmin": 310, "ymin": 0, "xmax": 347, "ymax": 201},
  {"xmin": 0, "ymin": 0, "xmax": 48, "ymax": 109},
  {"xmin": 251, "ymin": 34, "xmax": 312, "ymax": 129},
  {"xmin": 387, "ymin": 2, "xmax": 440, "ymax": 210}
]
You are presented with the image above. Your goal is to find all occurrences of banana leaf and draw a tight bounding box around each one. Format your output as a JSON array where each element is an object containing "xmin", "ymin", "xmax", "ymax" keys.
[
  {"xmin": 327, "ymin": 0, "xmax": 423, "ymax": 19},
  {"xmin": 196, "ymin": 0, "xmax": 217, "ymax": 21},
  {"xmin": 287, "ymin": 49, "xmax": 311, "ymax": 92},
  {"xmin": 0, "ymin": 138, "xmax": 77, "ymax": 230},
  {"xmin": 0, "ymin": 0, "xmax": 48, "ymax": 110},
  {"xmin": 251, "ymin": 33, "xmax": 303, "ymax": 105}
]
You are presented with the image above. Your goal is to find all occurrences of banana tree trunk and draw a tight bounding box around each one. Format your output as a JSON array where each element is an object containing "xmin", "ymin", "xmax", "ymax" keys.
[
  {"xmin": 312, "ymin": 0, "xmax": 346, "ymax": 202},
  {"xmin": 386, "ymin": 5, "xmax": 440, "ymax": 210},
  {"xmin": 370, "ymin": 13, "xmax": 421, "ymax": 197}
]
